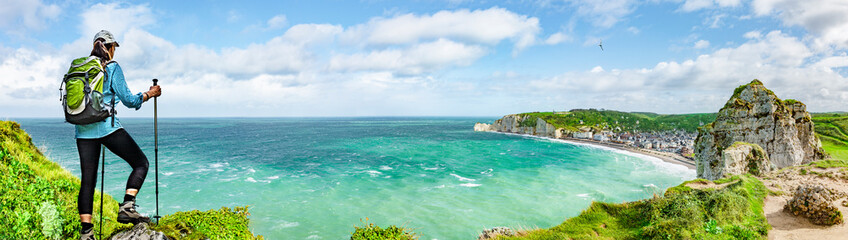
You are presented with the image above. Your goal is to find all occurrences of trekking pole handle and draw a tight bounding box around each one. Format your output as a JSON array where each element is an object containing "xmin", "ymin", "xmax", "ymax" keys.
[{"xmin": 153, "ymin": 78, "xmax": 158, "ymax": 86}]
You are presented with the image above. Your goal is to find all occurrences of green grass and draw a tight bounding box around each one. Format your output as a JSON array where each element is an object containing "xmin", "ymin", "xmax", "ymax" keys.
[
  {"xmin": 517, "ymin": 110, "xmax": 717, "ymax": 133},
  {"xmin": 811, "ymin": 113, "xmax": 848, "ymax": 160},
  {"xmin": 499, "ymin": 175, "xmax": 769, "ymax": 240},
  {"xmin": 350, "ymin": 219, "xmax": 417, "ymax": 240},
  {"xmin": 0, "ymin": 121, "xmax": 261, "ymax": 239},
  {"xmin": 152, "ymin": 206, "xmax": 262, "ymax": 240}
]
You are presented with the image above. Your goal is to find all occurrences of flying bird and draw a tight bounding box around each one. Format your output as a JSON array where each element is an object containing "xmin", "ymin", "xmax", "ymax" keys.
[{"xmin": 598, "ymin": 40, "xmax": 604, "ymax": 51}]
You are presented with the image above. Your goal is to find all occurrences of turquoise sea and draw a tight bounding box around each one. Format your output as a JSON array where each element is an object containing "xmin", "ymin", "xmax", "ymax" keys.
[{"xmin": 16, "ymin": 118, "xmax": 694, "ymax": 239}]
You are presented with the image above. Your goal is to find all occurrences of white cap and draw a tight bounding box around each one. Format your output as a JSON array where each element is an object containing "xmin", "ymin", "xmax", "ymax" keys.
[{"xmin": 93, "ymin": 30, "xmax": 119, "ymax": 47}]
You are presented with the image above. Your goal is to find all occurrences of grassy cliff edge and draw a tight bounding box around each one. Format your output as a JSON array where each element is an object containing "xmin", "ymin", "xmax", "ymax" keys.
[{"xmin": 0, "ymin": 121, "xmax": 262, "ymax": 240}]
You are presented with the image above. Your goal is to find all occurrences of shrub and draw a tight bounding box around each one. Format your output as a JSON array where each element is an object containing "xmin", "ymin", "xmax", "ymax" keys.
[{"xmin": 350, "ymin": 219, "xmax": 416, "ymax": 240}]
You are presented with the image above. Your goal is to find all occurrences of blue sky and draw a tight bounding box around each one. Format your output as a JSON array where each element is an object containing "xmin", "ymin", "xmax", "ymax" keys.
[{"xmin": 1, "ymin": 0, "xmax": 847, "ymax": 117}]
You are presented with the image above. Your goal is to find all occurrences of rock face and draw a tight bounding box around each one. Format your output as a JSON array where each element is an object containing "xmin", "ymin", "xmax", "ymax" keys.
[
  {"xmin": 784, "ymin": 184, "xmax": 845, "ymax": 226},
  {"xmin": 110, "ymin": 223, "xmax": 169, "ymax": 240},
  {"xmin": 704, "ymin": 142, "xmax": 774, "ymax": 179},
  {"xmin": 477, "ymin": 227, "xmax": 515, "ymax": 240},
  {"xmin": 695, "ymin": 80, "xmax": 825, "ymax": 180},
  {"xmin": 474, "ymin": 114, "xmax": 566, "ymax": 138}
]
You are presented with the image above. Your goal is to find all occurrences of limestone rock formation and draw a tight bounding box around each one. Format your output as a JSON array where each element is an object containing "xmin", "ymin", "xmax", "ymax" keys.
[
  {"xmin": 474, "ymin": 114, "xmax": 566, "ymax": 138},
  {"xmin": 784, "ymin": 184, "xmax": 845, "ymax": 226},
  {"xmin": 474, "ymin": 122, "xmax": 493, "ymax": 132},
  {"xmin": 110, "ymin": 223, "xmax": 169, "ymax": 240},
  {"xmin": 703, "ymin": 142, "xmax": 774, "ymax": 179},
  {"xmin": 695, "ymin": 80, "xmax": 825, "ymax": 180}
]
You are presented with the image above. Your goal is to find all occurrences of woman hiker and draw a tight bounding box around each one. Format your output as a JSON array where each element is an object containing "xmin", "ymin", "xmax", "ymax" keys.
[{"xmin": 77, "ymin": 30, "xmax": 162, "ymax": 240}]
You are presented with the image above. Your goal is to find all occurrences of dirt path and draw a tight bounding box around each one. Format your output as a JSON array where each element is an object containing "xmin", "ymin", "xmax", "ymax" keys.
[{"xmin": 761, "ymin": 166, "xmax": 848, "ymax": 239}]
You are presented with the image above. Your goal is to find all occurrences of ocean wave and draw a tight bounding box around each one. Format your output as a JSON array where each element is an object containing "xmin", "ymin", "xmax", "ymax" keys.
[
  {"xmin": 450, "ymin": 173, "xmax": 476, "ymax": 182},
  {"xmin": 379, "ymin": 165, "xmax": 393, "ymax": 171},
  {"xmin": 365, "ymin": 170, "xmax": 382, "ymax": 177},
  {"xmin": 460, "ymin": 183, "xmax": 481, "ymax": 187},
  {"xmin": 272, "ymin": 220, "xmax": 300, "ymax": 229},
  {"xmin": 245, "ymin": 177, "xmax": 271, "ymax": 183}
]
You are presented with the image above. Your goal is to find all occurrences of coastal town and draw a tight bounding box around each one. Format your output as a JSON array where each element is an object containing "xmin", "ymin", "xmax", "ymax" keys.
[{"xmin": 569, "ymin": 128, "xmax": 697, "ymax": 158}]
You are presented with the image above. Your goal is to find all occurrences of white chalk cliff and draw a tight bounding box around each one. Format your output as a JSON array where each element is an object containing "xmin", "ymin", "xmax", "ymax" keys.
[{"xmin": 694, "ymin": 80, "xmax": 825, "ymax": 180}]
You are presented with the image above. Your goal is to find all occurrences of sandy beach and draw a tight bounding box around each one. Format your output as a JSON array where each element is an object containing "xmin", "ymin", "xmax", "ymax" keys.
[{"xmin": 495, "ymin": 131, "xmax": 697, "ymax": 170}]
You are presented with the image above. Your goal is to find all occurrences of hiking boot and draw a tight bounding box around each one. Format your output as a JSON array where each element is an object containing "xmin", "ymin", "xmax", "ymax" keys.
[
  {"xmin": 80, "ymin": 227, "xmax": 96, "ymax": 240},
  {"xmin": 117, "ymin": 200, "xmax": 150, "ymax": 224}
]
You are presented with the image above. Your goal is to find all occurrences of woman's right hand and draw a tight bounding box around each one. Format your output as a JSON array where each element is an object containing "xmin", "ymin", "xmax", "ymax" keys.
[{"xmin": 147, "ymin": 85, "xmax": 162, "ymax": 98}]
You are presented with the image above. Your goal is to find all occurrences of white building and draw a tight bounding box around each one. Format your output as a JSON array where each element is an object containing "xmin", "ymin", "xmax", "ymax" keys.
[
  {"xmin": 573, "ymin": 131, "xmax": 593, "ymax": 139},
  {"xmin": 593, "ymin": 134, "xmax": 609, "ymax": 142}
]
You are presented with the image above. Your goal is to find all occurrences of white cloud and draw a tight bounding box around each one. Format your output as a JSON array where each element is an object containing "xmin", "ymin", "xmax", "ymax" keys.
[
  {"xmin": 526, "ymin": 31, "xmax": 848, "ymax": 113},
  {"xmin": 752, "ymin": 0, "xmax": 848, "ymax": 49},
  {"xmin": 743, "ymin": 31, "xmax": 762, "ymax": 39},
  {"xmin": 694, "ymin": 39, "xmax": 710, "ymax": 49},
  {"xmin": 343, "ymin": 7, "xmax": 540, "ymax": 52},
  {"xmin": 627, "ymin": 26, "xmax": 640, "ymax": 34},
  {"xmin": 544, "ymin": 32, "xmax": 570, "ymax": 45},
  {"xmin": 680, "ymin": 0, "xmax": 741, "ymax": 12},
  {"xmin": 569, "ymin": 0, "xmax": 637, "ymax": 28},
  {"xmin": 267, "ymin": 15, "xmax": 288, "ymax": 29},
  {"xmin": 80, "ymin": 3, "xmax": 155, "ymax": 39},
  {"xmin": 0, "ymin": 0, "xmax": 61, "ymax": 33},
  {"xmin": 329, "ymin": 38, "xmax": 486, "ymax": 74}
]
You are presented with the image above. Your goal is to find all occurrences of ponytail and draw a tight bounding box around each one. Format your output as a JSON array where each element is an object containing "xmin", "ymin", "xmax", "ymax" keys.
[{"xmin": 90, "ymin": 39, "xmax": 112, "ymax": 66}]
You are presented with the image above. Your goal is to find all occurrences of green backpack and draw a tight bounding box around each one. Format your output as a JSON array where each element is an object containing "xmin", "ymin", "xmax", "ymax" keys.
[{"xmin": 60, "ymin": 56, "xmax": 115, "ymax": 125}]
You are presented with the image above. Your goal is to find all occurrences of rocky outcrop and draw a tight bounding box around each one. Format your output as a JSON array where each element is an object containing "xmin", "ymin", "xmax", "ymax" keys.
[
  {"xmin": 474, "ymin": 114, "xmax": 566, "ymax": 138},
  {"xmin": 700, "ymin": 142, "xmax": 774, "ymax": 179},
  {"xmin": 110, "ymin": 223, "xmax": 169, "ymax": 240},
  {"xmin": 695, "ymin": 80, "xmax": 825, "ymax": 180},
  {"xmin": 784, "ymin": 184, "xmax": 845, "ymax": 226},
  {"xmin": 474, "ymin": 122, "xmax": 493, "ymax": 132},
  {"xmin": 477, "ymin": 227, "xmax": 515, "ymax": 240}
]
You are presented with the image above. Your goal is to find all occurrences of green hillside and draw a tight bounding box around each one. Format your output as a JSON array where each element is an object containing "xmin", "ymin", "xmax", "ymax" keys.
[
  {"xmin": 812, "ymin": 113, "xmax": 848, "ymax": 160},
  {"xmin": 517, "ymin": 109, "xmax": 716, "ymax": 133},
  {"xmin": 501, "ymin": 175, "xmax": 770, "ymax": 240},
  {"xmin": 514, "ymin": 109, "xmax": 847, "ymax": 160},
  {"xmin": 0, "ymin": 121, "xmax": 261, "ymax": 239}
]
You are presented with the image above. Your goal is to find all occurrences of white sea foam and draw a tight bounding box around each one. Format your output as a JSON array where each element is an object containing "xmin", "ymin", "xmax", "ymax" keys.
[
  {"xmin": 306, "ymin": 235, "xmax": 321, "ymax": 239},
  {"xmin": 245, "ymin": 177, "xmax": 257, "ymax": 182},
  {"xmin": 365, "ymin": 170, "xmax": 382, "ymax": 177},
  {"xmin": 460, "ymin": 183, "xmax": 481, "ymax": 187},
  {"xmin": 450, "ymin": 173, "xmax": 476, "ymax": 182},
  {"xmin": 480, "ymin": 169, "xmax": 494, "ymax": 175},
  {"xmin": 272, "ymin": 220, "xmax": 300, "ymax": 229},
  {"xmin": 210, "ymin": 163, "xmax": 226, "ymax": 168},
  {"xmin": 379, "ymin": 165, "xmax": 393, "ymax": 171},
  {"xmin": 434, "ymin": 184, "xmax": 446, "ymax": 189},
  {"xmin": 162, "ymin": 172, "xmax": 174, "ymax": 176},
  {"xmin": 248, "ymin": 168, "xmax": 256, "ymax": 173},
  {"xmin": 577, "ymin": 193, "xmax": 590, "ymax": 198},
  {"xmin": 643, "ymin": 184, "xmax": 658, "ymax": 188},
  {"xmin": 267, "ymin": 175, "xmax": 280, "ymax": 180},
  {"xmin": 423, "ymin": 167, "xmax": 440, "ymax": 171}
]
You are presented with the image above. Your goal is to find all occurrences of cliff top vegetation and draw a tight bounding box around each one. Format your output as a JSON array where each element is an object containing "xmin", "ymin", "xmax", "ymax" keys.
[
  {"xmin": 516, "ymin": 109, "xmax": 717, "ymax": 133},
  {"xmin": 0, "ymin": 121, "xmax": 262, "ymax": 240}
]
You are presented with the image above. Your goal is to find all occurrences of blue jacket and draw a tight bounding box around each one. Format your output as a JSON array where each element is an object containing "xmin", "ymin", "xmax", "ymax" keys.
[{"xmin": 75, "ymin": 62, "xmax": 145, "ymax": 139}]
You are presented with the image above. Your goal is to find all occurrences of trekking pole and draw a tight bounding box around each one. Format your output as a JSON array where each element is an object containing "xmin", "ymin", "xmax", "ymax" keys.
[
  {"xmin": 153, "ymin": 78, "xmax": 161, "ymax": 223},
  {"xmin": 99, "ymin": 93, "xmax": 116, "ymax": 238},
  {"xmin": 99, "ymin": 146, "xmax": 105, "ymax": 239}
]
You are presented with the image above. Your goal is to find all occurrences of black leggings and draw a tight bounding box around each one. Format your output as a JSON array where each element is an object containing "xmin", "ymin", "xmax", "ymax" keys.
[{"xmin": 76, "ymin": 129, "xmax": 149, "ymax": 214}]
